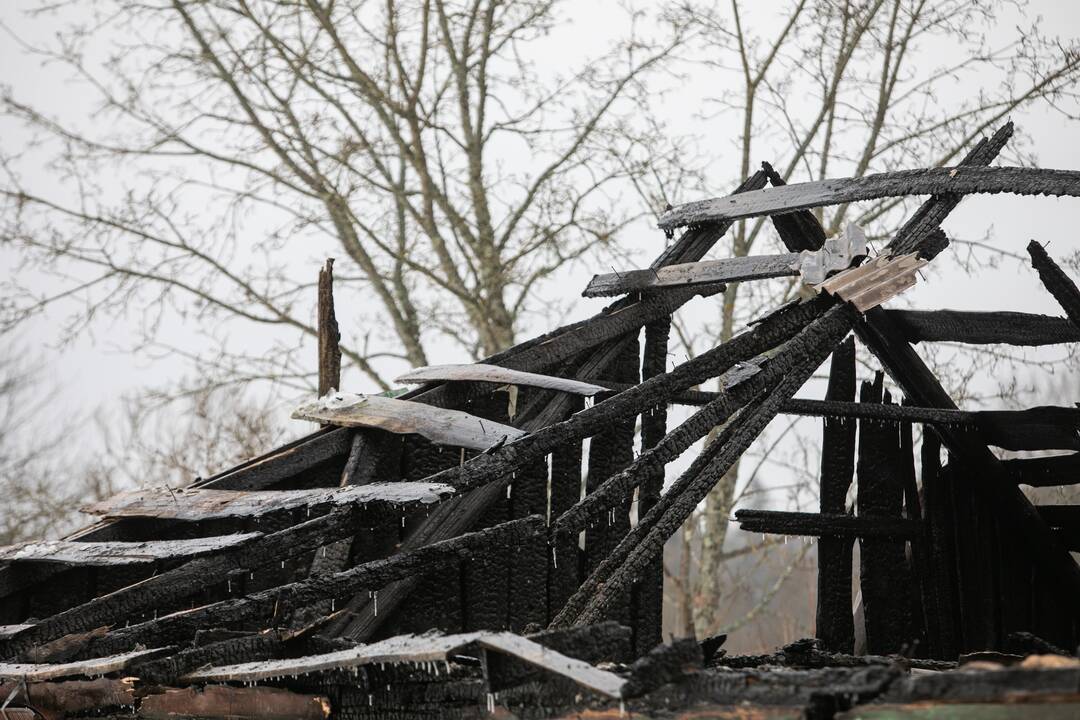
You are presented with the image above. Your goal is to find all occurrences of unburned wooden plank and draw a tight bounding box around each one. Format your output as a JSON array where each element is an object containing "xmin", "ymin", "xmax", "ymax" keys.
[
  {"xmin": 292, "ymin": 392, "xmax": 524, "ymax": 451},
  {"xmin": 0, "ymin": 534, "xmax": 260, "ymax": 566},
  {"xmin": 141, "ymin": 685, "xmax": 330, "ymax": 720}
]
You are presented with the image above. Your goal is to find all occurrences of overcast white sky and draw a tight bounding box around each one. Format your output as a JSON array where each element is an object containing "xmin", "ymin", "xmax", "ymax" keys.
[{"xmin": 3, "ymin": 0, "xmax": 1080, "ymax": 490}]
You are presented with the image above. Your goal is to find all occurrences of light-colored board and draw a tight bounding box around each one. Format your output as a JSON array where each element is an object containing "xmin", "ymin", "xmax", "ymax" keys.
[
  {"xmin": 0, "ymin": 534, "xmax": 261, "ymax": 566},
  {"xmin": 582, "ymin": 254, "xmax": 800, "ymax": 297},
  {"xmin": 183, "ymin": 631, "xmax": 627, "ymax": 698},
  {"xmin": 83, "ymin": 482, "xmax": 454, "ymax": 521},
  {"xmin": 396, "ymin": 363, "xmax": 607, "ymax": 396},
  {"xmin": 658, "ymin": 166, "xmax": 1080, "ymax": 230},
  {"xmin": 292, "ymin": 393, "xmax": 525, "ymax": 451},
  {"xmin": 0, "ymin": 648, "xmax": 164, "ymax": 681}
]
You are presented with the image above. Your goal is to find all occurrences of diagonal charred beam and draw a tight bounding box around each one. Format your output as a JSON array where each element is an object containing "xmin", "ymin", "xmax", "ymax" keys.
[
  {"xmin": 1028, "ymin": 240, "xmax": 1080, "ymax": 328},
  {"xmin": 551, "ymin": 303, "xmax": 856, "ymax": 628},
  {"xmin": 1004, "ymin": 454, "xmax": 1080, "ymax": 487},
  {"xmin": 0, "ymin": 507, "xmax": 370, "ymax": 658},
  {"xmin": 660, "ymin": 164, "xmax": 1080, "ymax": 231},
  {"xmin": 66, "ymin": 516, "xmax": 545, "ymax": 659},
  {"xmin": 885, "ymin": 309, "xmax": 1080, "ymax": 346}
]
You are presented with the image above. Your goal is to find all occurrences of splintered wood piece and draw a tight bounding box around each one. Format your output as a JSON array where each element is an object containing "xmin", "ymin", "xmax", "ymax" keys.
[
  {"xmin": 396, "ymin": 363, "xmax": 606, "ymax": 396},
  {"xmin": 817, "ymin": 254, "xmax": 927, "ymax": 311},
  {"xmin": 582, "ymin": 253, "xmax": 799, "ymax": 297},
  {"xmin": 292, "ymin": 392, "xmax": 525, "ymax": 451},
  {"xmin": 0, "ymin": 648, "xmax": 164, "ymax": 681},
  {"xmin": 0, "ymin": 534, "xmax": 261, "ymax": 566},
  {"xmin": 658, "ymin": 165, "xmax": 1080, "ymax": 230},
  {"xmin": 83, "ymin": 482, "xmax": 453, "ymax": 521},
  {"xmin": 182, "ymin": 630, "xmax": 626, "ymax": 698}
]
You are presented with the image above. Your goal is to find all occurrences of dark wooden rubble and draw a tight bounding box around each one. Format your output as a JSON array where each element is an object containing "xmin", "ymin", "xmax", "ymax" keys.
[{"xmin": 2, "ymin": 121, "xmax": 1080, "ymax": 718}]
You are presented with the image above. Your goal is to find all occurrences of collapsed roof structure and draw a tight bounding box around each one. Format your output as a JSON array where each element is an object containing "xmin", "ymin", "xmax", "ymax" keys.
[{"xmin": 1, "ymin": 122, "xmax": 1080, "ymax": 718}]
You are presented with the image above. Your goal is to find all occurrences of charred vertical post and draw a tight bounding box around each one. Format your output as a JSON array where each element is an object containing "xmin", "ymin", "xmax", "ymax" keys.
[
  {"xmin": 583, "ymin": 334, "xmax": 641, "ymax": 627},
  {"xmin": 317, "ymin": 258, "xmax": 342, "ymax": 398},
  {"xmin": 632, "ymin": 318, "xmax": 670, "ymax": 655},
  {"xmin": 548, "ymin": 396, "xmax": 585, "ymax": 624},
  {"xmin": 509, "ymin": 389, "xmax": 552, "ymax": 632},
  {"xmin": 857, "ymin": 375, "xmax": 914, "ymax": 654},
  {"xmin": 815, "ymin": 338, "xmax": 856, "ymax": 653},
  {"xmin": 921, "ymin": 431, "xmax": 959, "ymax": 658}
]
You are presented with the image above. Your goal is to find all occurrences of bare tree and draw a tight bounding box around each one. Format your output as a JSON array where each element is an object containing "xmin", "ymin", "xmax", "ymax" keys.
[
  {"xmin": 666, "ymin": 0, "xmax": 1080, "ymax": 639},
  {"xmin": 1, "ymin": 0, "xmax": 694, "ymax": 397}
]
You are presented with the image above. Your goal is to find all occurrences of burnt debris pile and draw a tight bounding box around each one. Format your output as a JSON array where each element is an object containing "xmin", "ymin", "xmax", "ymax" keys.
[{"xmin": 1, "ymin": 121, "xmax": 1080, "ymax": 718}]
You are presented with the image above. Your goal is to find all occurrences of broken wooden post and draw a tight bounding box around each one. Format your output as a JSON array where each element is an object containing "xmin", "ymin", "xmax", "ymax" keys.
[
  {"xmin": 816, "ymin": 338, "xmax": 856, "ymax": 653},
  {"xmin": 318, "ymin": 258, "xmax": 341, "ymax": 397},
  {"xmin": 1028, "ymin": 240, "xmax": 1080, "ymax": 328}
]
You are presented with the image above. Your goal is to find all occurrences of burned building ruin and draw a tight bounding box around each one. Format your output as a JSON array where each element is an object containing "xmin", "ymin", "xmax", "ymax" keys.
[{"xmin": 1, "ymin": 121, "xmax": 1080, "ymax": 718}]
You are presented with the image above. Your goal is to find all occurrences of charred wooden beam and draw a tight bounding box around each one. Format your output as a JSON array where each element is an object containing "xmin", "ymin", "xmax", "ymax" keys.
[
  {"xmin": 762, "ymin": 161, "xmax": 828, "ymax": 252},
  {"xmin": 816, "ymin": 339, "xmax": 857, "ymax": 653},
  {"xmin": 79, "ymin": 516, "xmax": 543, "ymax": 657},
  {"xmin": 921, "ymin": 431, "xmax": 960, "ymax": 659},
  {"xmin": 734, "ymin": 510, "xmax": 919, "ymax": 539},
  {"xmin": 195, "ymin": 427, "xmax": 353, "ymax": 492},
  {"xmin": 1029, "ymin": 240, "xmax": 1080, "ymax": 330},
  {"xmin": 0, "ymin": 507, "xmax": 368, "ymax": 658},
  {"xmin": 1004, "ymin": 454, "xmax": 1080, "ymax": 487},
  {"xmin": 552, "ymin": 304, "xmax": 855, "ymax": 628},
  {"xmin": 889, "ymin": 123, "xmax": 1014, "ymax": 256},
  {"xmin": 885, "ymin": 309, "xmax": 1080, "ymax": 346},
  {"xmin": 659, "ymin": 165, "xmax": 1080, "ymax": 231}
]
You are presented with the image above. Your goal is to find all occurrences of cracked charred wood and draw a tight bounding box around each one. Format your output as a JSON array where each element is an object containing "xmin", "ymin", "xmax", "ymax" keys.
[
  {"xmin": 659, "ymin": 164, "xmax": 1080, "ymax": 231},
  {"xmin": 622, "ymin": 638, "xmax": 703, "ymax": 698},
  {"xmin": 553, "ymin": 305, "xmax": 855, "ymax": 628},
  {"xmin": 0, "ymin": 506, "xmax": 370, "ymax": 659},
  {"xmin": 64, "ymin": 516, "xmax": 543, "ymax": 659},
  {"xmin": 816, "ymin": 339, "xmax": 857, "ymax": 654},
  {"xmin": 889, "ymin": 123, "xmax": 1014, "ymax": 256},
  {"xmin": 886, "ymin": 309, "xmax": 1080, "ymax": 346},
  {"xmin": 195, "ymin": 427, "xmax": 353, "ymax": 492},
  {"xmin": 131, "ymin": 630, "xmax": 288, "ymax": 684},
  {"xmin": 857, "ymin": 380, "xmax": 917, "ymax": 656},
  {"xmin": 735, "ymin": 510, "xmax": 919, "ymax": 539},
  {"xmin": 856, "ymin": 309, "xmax": 1080, "ymax": 645},
  {"xmin": 552, "ymin": 306, "xmax": 840, "ymax": 537},
  {"xmin": 921, "ymin": 431, "xmax": 959, "ymax": 660},
  {"xmin": 1005, "ymin": 453, "xmax": 1080, "ymax": 487},
  {"xmin": 582, "ymin": 338, "xmax": 640, "ymax": 630},
  {"xmin": 1029, "ymin": 239, "xmax": 1080, "ymax": 330},
  {"xmin": 632, "ymin": 318, "xmax": 669, "ymax": 656},
  {"xmin": 423, "ymin": 297, "xmax": 834, "ymax": 495},
  {"xmin": 762, "ymin": 161, "xmax": 828, "ymax": 252}
]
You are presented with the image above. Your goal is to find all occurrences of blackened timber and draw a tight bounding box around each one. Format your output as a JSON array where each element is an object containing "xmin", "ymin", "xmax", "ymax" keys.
[
  {"xmin": 554, "ymin": 304, "xmax": 855, "ymax": 628},
  {"xmin": 1004, "ymin": 454, "xmax": 1080, "ymax": 487},
  {"xmin": 1029, "ymin": 240, "xmax": 1080, "ymax": 329},
  {"xmin": 919, "ymin": 432, "xmax": 959, "ymax": 659},
  {"xmin": 857, "ymin": 381, "xmax": 915, "ymax": 655},
  {"xmin": 509, "ymin": 397, "xmax": 553, "ymax": 632},
  {"xmin": 317, "ymin": 258, "xmax": 341, "ymax": 398},
  {"xmin": 885, "ymin": 309, "xmax": 1080, "ymax": 346},
  {"xmin": 855, "ymin": 308, "xmax": 1080, "ymax": 637},
  {"xmin": 734, "ymin": 510, "xmax": 919, "ymax": 539},
  {"xmin": 195, "ymin": 427, "xmax": 353, "ymax": 492},
  {"xmin": 816, "ymin": 339, "xmax": 857, "ymax": 653},
  {"xmin": 762, "ymin": 161, "xmax": 828, "ymax": 252},
  {"xmin": 547, "ymin": 398, "xmax": 584, "ymax": 625},
  {"xmin": 582, "ymin": 337, "xmax": 639, "ymax": 628},
  {"xmin": 78, "ymin": 516, "xmax": 545, "ymax": 657},
  {"xmin": 659, "ymin": 165, "xmax": 1080, "ymax": 231},
  {"xmin": 426, "ymin": 297, "xmax": 834, "ymax": 494},
  {"xmin": 632, "ymin": 319, "xmax": 670, "ymax": 655},
  {"xmin": 889, "ymin": 123, "xmax": 1014, "ymax": 255},
  {"xmin": 0, "ymin": 507, "xmax": 370, "ymax": 658}
]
